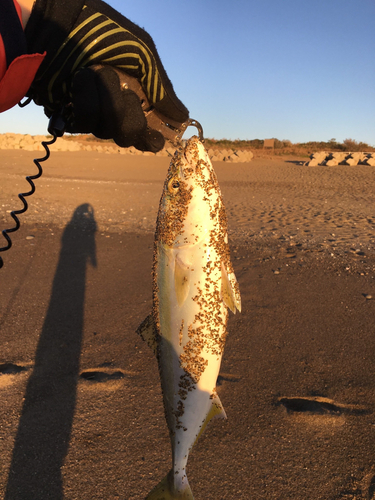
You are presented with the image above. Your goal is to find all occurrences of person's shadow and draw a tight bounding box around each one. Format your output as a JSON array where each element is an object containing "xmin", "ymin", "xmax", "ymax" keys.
[{"xmin": 5, "ymin": 203, "xmax": 97, "ymax": 500}]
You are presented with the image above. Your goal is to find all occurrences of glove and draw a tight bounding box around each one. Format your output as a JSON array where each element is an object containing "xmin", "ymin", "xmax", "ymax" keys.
[
  {"xmin": 68, "ymin": 64, "xmax": 164, "ymax": 152},
  {"xmin": 24, "ymin": 0, "xmax": 189, "ymax": 152}
]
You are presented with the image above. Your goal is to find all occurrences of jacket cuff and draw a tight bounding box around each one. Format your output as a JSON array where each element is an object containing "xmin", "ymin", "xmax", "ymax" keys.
[{"xmin": 25, "ymin": 0, "xmax": 85, "ymax": 76}]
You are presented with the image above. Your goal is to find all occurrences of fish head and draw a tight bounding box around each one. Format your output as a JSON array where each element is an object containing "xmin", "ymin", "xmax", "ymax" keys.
[{"xmin": 156, "ymin": 136, "xmax": 226, "ymax": 248}]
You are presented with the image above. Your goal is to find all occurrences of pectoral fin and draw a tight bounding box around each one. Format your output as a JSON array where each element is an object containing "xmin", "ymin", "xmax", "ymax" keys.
[
  {"xmin": 136, "ymin": 314, "xmax": 158, "ymax": 356},
  {"xmin": 174, "ymin": 255, "xmax": 190, "ymax": 306},
  {"xmin": 221, "ymin": 261, "xmax": 241, "ymax": 313}
]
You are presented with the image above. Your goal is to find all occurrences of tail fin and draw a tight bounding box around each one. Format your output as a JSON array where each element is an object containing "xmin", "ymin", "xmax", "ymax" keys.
[{"xmin": 146, "ymin": 469, "xmax": 194, "ymax": 500}]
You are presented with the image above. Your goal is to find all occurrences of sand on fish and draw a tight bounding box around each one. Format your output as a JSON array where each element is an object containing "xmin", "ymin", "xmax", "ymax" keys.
[{"xmin": 0, "ymin": 149, "xmax": 375, "ymax": 499}]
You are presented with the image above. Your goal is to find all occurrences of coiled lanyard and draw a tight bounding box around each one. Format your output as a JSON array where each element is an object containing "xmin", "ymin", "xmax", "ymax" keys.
[{"xmin": 0, "ymin": 109, "xmax": 65, "ymax": 269}]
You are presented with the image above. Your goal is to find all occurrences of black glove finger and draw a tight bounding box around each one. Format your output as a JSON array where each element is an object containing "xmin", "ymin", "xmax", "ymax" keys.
[
  {"xmin": 68, "ymin": 67, "xmax": 101, "ymax": 134},
  {"xmin": 69, "ymin": 65, "xmax": 164, "ymax": 152},
  {"xmin": 112, "ymin": 86, "xmax": 148, "ymax": 148},
  {"xmin": 131, "ymin": 128, "xmax": 165, "ymax": 153},
  {"xmin": 68, "ymin": 65, "xmax": 147, "ymax": 142},
  {"xmin": 93, "ymin": 66, "xmax": 147, "ymax": 142},
  {"xmin": 93, "ymin": 66, "xmax": 166, "ymax": 152}
]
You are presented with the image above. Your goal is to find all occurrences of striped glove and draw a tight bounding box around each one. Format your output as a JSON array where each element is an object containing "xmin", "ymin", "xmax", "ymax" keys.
[{"xmin": 25, "ymin": 0, "xmax": 189, "ymax": 152}]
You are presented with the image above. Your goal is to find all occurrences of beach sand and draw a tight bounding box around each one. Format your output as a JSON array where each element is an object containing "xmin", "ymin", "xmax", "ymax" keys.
[{"xmin": 0, "ymin": 150, "xmax": 375, "ymax": 499}]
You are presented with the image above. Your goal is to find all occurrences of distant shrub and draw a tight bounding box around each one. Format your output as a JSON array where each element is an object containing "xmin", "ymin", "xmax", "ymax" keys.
[
  {"xmin": 204, "ymin": 138, "xmax": 264, "ymax": 150},
  {"xmin": 342, "ymin": 138, "xmax": 370, "ymax": 152},
  {"xmin": 299, "ymin": 139, "xmax": 374, "ymax": 152},
  {"xmin": 73, "ymin": 134, "xmax": 374, "ymax": 155},
  {"xmin": 274, "ymin": 139, "xmax": 286, "ymax": 149}
]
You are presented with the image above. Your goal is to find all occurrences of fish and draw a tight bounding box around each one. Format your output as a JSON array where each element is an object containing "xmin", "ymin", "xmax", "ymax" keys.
[{"xmin": 137, "ymin": 136, "xmax": 241, "ymax": 499}]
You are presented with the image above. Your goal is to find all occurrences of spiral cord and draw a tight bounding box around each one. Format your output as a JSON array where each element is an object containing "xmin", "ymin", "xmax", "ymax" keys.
[{"xmin": 0, "ymin": 134, "xmax": 58, "ymax": 269}]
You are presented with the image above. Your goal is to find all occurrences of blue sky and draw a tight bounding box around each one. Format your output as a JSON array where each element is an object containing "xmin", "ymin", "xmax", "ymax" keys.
[{"xmin": 1, "ymin": 0, "xmax": 374, "ymax": 144}]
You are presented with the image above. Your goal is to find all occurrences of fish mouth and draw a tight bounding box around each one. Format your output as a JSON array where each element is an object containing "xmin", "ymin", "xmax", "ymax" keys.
[{"xmin": 179, "ymin": 137, "xmax": 208, "ymax": 180}]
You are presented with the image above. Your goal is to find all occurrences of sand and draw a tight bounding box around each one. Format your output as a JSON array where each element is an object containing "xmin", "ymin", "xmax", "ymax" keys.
[{"xmin": 0, "ymin": 150, "xmax": 375, "ymax": 499}]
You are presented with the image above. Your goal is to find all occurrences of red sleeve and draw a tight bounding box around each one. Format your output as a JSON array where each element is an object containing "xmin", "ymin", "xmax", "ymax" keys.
[
  {"xmin": 13, "ymin": 0, "xmax": 24, "ymax": 27},
  {"xmin": 0, "ymin": 0, "xmax": 46, "ymax": 112}
]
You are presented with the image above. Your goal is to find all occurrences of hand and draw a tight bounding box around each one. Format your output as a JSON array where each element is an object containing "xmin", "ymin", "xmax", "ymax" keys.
[
  {"xmin": 66, "ymin": 64, "xmax": 165, "ymax": 152},
  {"xmin": 25, "ymin": 0, "xmax": 189, "ymax": 152}
]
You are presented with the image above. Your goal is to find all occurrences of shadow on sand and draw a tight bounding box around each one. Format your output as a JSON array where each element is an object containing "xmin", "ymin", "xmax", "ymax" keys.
[{"xmin": 5, "ymin": 204, "xmax": 97, "ymax": 500}]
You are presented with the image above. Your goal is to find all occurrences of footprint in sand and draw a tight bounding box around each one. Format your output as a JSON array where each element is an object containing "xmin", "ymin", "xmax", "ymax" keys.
[
  {"xmin": 277, "ymin": 396, "xmax": 369, "ymax": 416},
  {"xmin": 0, "ymin": 362, "xmax": 30, "ymax": 388},
  {"xmin": 362, "ymin": 469, "xmax": 375, "ymax": 499},
  {"xmin": 347, "ymin": 466, "xmax": 375, "ymax": 499},
  {"xmin": 216, "ymin": 373, "xmax": 241, "ymax": 394},
  {"xmin": 217, "ymin": 373, "xmax": 241, "ymax": 386},
  {"xmin": 79, "ymin": 367, "xmax": 137, "ymax": 391}
]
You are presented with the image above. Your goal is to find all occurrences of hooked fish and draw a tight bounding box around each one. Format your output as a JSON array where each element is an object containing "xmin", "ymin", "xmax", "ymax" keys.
[{"xmin": 137, "ymin": 136, "xmax": 241, "ymax": 499}]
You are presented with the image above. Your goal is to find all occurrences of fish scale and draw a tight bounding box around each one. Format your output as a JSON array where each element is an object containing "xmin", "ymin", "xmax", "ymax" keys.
[{"xmin": 137, "ymin": 136, "xmax": 241, "ymax": 499}]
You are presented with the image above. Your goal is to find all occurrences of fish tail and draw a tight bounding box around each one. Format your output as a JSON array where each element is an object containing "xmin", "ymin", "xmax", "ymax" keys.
[{"xmin": 145, "ymin": 469, "xmax": 194, "ymax": 499}]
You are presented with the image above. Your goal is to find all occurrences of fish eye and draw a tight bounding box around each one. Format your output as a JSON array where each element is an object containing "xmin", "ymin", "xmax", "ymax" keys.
[{"xmin": 168, "ymin": 178, "xmax": 180, "ymax": 193}]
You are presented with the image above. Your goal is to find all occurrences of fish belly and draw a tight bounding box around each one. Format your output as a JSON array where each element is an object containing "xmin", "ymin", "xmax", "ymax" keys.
[{"xmin": 156, "ymin": 242, "xmax": 227, "ymax": 487}]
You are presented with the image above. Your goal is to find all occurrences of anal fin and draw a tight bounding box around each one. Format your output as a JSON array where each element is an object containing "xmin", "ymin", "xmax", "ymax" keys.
[
  {"xmin": 194, "ymin": 391, "xmax": 227, "ymax": 446},
  {"xmin": 210, "ymin": 392, "xmax": 227, "ymax": 420}
]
